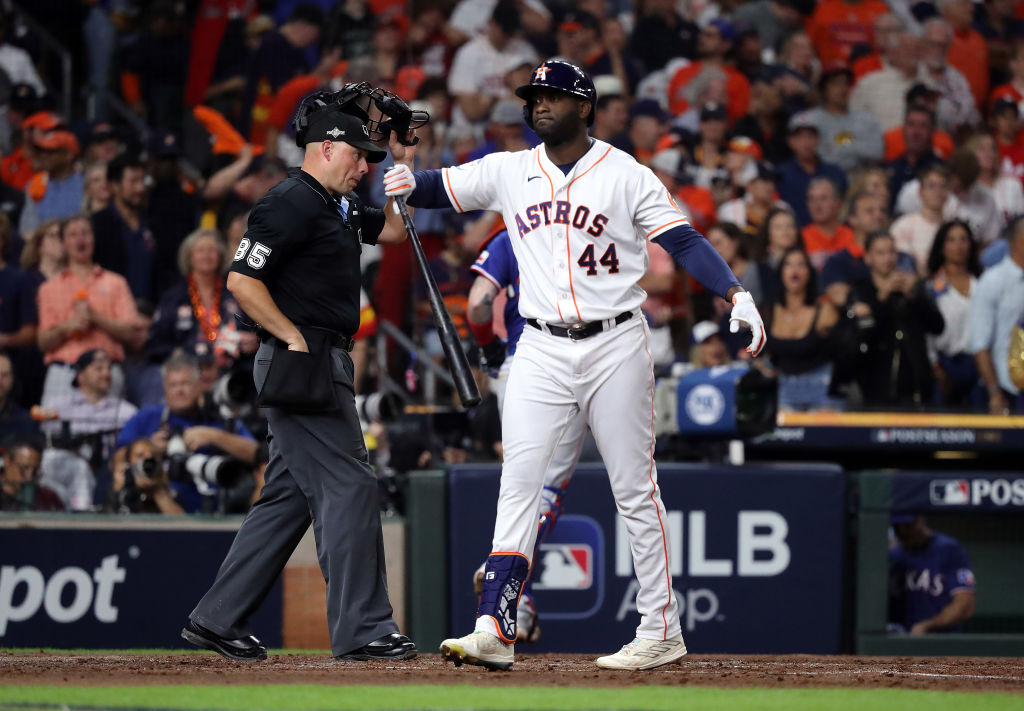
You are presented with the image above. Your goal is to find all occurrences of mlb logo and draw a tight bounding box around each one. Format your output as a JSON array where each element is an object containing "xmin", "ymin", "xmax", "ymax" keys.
[
  {"xmin": 534, "ymin": 544, "xmax": 593, "ymax": 590},
  {"xmin": 930, "ymin": 479, "xmax": 970, "ymax": 505},
  {"xmin": 529, "ymin": 514, "xmax": 603, "ymax": 620}
]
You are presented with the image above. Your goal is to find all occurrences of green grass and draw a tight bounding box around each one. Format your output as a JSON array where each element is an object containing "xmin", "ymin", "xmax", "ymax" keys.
[{"xmin": 0, "ymin": 685, "xmax": 1022, "ymax": 711}]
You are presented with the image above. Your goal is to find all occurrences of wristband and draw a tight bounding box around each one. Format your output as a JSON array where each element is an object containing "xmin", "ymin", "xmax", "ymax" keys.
[{"xmin": 468, "ymin": 318, "xmax": 494, "ymax": 347}]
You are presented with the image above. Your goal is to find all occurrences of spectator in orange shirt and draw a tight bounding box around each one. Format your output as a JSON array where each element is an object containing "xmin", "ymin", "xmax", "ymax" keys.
[
  {"xmin": 809, "ymin": 0, "xmax": 891, "ymax": 67},
  {"xmin": 883, "ymin": 83, "xmax": 956, "ymax": 160},
  {"xmin": 667, "ymin": 18, "xmax": 750, "ymax": 125},
  {"xmin": 939, "ymin": 0, "xmax": 989, "ymax": 111},
  {"xmin": 36, "ymin": 215, "xmax": 139, "ymax": 407},
  {"xmin": 802, "ymin": 177, "xmax": 858, "ymax": 271}
]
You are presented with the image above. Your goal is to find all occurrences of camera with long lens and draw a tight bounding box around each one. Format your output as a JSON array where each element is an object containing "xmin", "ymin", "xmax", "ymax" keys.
[
  {"xmin": 117, "ymin": 457, "xmax": 161, "ymax": 513},
  {"xmin": 210, "ymin": 367, "xmax": 256, "ymax": 419},
  {"xmin": 165, "ymin": 430, "xmax": 248, "ymax": 494},
  {"xmin": 355, "ymin": 392, "xmax": 404, "ymax": 423}
]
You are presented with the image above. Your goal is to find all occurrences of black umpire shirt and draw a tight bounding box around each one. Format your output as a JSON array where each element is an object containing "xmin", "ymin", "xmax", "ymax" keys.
[{"xmin": 230, "ymin": 169, "xmax": 385, "ymax": 336}]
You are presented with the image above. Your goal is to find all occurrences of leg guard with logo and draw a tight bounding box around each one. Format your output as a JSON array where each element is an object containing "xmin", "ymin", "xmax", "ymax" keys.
[{"xmin": 476, "ymin": 552, "xmax": 530, "ymax": 643}]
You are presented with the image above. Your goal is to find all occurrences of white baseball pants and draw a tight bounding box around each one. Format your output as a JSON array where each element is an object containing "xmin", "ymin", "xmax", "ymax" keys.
[{"xmin": 486, "ymin": 315, "xmax": 681, "ymax": 641}]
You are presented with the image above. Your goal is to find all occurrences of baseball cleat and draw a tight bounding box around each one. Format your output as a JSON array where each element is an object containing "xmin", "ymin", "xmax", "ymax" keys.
[
  {"xmin": 439, "ymin": 631, "xmax": 514, "ymax": 671},
  {"xmin": 595, "ymin": 635, "xmax": 687, "ymax": 670}
]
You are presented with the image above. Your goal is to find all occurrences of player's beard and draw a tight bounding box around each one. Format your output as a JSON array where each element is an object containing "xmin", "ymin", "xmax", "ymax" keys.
[{"xmin": 533, "ymin": 108, "xmax": 585, "ymax": 146}]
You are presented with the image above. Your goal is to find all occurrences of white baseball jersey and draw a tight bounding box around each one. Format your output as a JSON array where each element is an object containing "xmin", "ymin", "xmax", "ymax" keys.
[{"xmin": 441, "ymin": 139, "xmax": 689, "ymax": 324}]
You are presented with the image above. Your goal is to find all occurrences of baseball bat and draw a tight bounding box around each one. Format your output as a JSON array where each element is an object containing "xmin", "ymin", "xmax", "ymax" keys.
[{"xmin": 395, "ymin": 197, "xmax": 481, "ymax": 407}]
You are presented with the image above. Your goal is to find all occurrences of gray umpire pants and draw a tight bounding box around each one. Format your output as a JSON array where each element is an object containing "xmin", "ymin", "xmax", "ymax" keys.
[{"xmin": 190, "ymin": 342, "xmax": 398, "ymax": 657}]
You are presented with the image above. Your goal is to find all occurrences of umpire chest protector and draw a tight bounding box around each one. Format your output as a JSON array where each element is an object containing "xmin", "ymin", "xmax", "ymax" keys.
[{"xmin": 231, "ymin": 169, "xmax": 384, "ymax": 337}]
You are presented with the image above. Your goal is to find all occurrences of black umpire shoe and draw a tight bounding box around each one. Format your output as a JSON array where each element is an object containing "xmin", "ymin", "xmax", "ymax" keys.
[
  {"xmin": 336, "ymin": 633, "xmax": 418, "ymax": 661},
  {"xmin": 181, "ymin": 620, "xmax": 268, "ymax": 662}
]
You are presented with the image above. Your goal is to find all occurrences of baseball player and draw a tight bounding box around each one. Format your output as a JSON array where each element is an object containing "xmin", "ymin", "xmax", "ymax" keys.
[
  {"xmin": 384, "ymin": 59, "xmax": 765, "ymax": 671},
  {"xmin": 888, "ymin": 513, "xmax": 976, "ymax": 634},
  {"xmin": 468, "ymin": 228, "xmax": 588, "ymax": 643}
]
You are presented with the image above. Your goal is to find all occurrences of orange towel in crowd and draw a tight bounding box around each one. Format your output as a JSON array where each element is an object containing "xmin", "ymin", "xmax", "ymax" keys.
[
  {"xmin": 193, "ymin": 105, "xmax": 264, "ymax": 156},
  {"xmin": 1, "ymin": 147, "xmax": 38, "ymax": 191}
]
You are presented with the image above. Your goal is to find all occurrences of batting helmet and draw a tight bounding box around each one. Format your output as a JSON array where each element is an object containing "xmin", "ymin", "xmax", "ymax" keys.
[{"xmin": 515, "ymin": 59, "xmax": 597, "ymax": 128}]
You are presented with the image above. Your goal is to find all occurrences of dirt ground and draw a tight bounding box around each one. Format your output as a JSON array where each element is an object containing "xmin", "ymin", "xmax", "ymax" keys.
[{"xmin": 0, "ymin": 653, "xmax": 1022, "ymax": 694}]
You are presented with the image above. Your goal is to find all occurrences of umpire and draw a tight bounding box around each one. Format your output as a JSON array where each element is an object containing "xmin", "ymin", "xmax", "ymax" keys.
[{"xmin": 182, "ymin": 94, "xmax": 418, "ymax": 661}]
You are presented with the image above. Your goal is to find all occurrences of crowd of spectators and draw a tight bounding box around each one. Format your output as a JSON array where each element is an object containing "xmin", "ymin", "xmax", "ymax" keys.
[{"xmin": 4, "ymin": 0, "xmax": 1024, "ymax": 514}]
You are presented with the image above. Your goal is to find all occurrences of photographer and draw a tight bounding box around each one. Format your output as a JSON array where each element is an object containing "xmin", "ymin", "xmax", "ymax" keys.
[
  {"xmin": 107, "ymin": 437, "xmax": 184, "ymax": 514},
  {"xmin": 1, "ymin": 437, "xmax": 64, "ymax": 512},
  {"xmin": 113, "ymin": 353, "xmax": 259, "ymax": 513}
]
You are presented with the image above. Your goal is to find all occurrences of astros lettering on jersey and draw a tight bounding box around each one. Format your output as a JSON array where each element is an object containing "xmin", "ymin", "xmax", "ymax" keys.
[{"xmin": 441, "ymin": 139, "xmax": 688, "ymax": 325}]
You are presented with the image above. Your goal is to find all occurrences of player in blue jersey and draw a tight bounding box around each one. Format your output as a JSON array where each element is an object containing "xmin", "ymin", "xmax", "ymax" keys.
[
  {"xmin": 466, "ymin": 228, "xmax": 588, "ymax": 643},
  {"xmin": 889, "ymin": 513, "xmax": 976, "ymax": 634}
]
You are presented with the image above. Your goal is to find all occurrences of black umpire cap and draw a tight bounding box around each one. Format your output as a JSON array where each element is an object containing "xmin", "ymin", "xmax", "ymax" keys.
[{"xmin": 301, "ymin": 110, "xmax": 387, "ymax": 163}]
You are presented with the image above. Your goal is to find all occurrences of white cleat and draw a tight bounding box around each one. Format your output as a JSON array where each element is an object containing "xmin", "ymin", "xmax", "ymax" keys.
[
  {"xmin": 595, "ymin": 635, "xmax": 687, "ymax": 670},
  {"xmin": 439, "ymin": 631, "xmax": 514, "ymax": 671}
]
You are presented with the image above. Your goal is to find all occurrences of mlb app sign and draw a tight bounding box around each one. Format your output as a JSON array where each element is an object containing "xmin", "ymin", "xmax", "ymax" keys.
[
  {"xmin": 447, "ymin": 464, "xmax": 846, "ymax": 654},
  {"xmin": 530, "ymin": 516, "xmax": 603, "ymax": 620}
]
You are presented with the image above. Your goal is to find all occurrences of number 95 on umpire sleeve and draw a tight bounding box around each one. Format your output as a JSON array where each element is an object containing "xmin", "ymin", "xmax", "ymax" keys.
[{"xmin": 234, "ymin": 238, "xmax": 272, "ymax": 270}]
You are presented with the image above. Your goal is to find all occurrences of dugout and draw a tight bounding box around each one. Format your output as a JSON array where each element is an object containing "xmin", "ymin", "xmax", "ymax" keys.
[{"xmin": 855, "ymin": 470, "xmax": 1024, "ymax": 656}]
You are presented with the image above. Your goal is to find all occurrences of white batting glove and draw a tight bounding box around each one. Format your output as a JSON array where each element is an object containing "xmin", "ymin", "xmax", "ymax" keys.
[
  {"xmin": 729, "ymin": 291, "xmax": 766, "ymax": 357},
  {"xmin": 383, "ymin": 164, "xmax": 416, "ymax": 199}
]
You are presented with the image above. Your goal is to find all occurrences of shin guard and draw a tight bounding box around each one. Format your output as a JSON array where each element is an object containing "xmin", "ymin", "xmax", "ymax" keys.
[{"xmin": 477, "ymin": 553, "xmax": 530, "ymax": 643}]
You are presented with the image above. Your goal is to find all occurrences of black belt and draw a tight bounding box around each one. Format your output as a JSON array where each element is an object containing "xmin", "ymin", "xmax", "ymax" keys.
[
  {"xmin": 526, "ymin": 311, "xmax": 634, "ymax": 341},
  {"xmin": 259, "ymin": 329, "xmax": 355, "ymax": 352}
]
